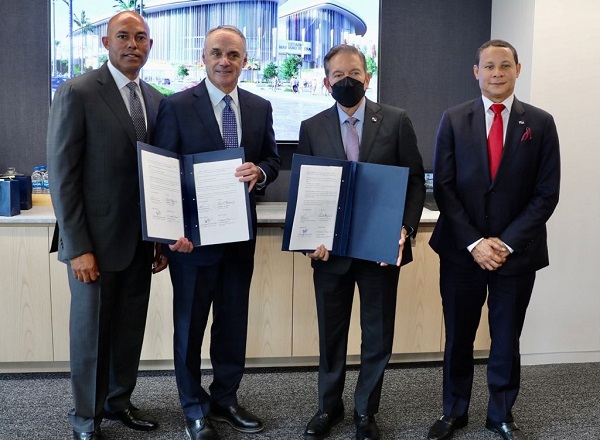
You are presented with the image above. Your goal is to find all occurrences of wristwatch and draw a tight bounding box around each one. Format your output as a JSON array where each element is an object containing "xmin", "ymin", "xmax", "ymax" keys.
[{"xmin": 402, "ymin": 224, "xmax": 415, "ymax": 238}]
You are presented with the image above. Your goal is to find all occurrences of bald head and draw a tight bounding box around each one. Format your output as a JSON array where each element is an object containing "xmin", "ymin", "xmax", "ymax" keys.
[{"xmin": 102, "ymin": 11, "xmax": 152, "ymax": 79}]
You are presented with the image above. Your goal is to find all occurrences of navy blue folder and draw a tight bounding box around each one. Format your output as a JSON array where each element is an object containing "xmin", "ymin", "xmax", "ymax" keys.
[
  {"xmin": 282, "ymin": 154, "xmax": 409, "ymax": 265},
  {"xmin": 137, "ymin": 142, "xmax": 253, "ymax": 246}
]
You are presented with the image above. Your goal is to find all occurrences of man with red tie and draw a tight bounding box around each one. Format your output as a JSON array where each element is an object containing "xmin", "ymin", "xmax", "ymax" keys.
[{"xmin": 427, "ymin": 40, "xmax": 561, "ymax": 440}]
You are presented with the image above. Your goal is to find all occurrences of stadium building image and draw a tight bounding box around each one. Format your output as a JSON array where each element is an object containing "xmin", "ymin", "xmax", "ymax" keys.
[{"xmin": 68, "ymin": 0, "xmax": 367, "ymax": 82}]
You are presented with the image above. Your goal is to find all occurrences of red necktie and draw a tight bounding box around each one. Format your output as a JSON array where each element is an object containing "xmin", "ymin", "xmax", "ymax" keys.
[{"xmin": 488, "ymin": 103, "xmax": 505, "ymax": 180}]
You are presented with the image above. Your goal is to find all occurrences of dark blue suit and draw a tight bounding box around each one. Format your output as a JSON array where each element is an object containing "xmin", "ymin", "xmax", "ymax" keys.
[
  {"xmin": 429, "ymin": 97, "xmax": 560, "ymax": 422},
  {"xmin": 154, "ymin": 80, "xmax": 280, "ymax": 420}
]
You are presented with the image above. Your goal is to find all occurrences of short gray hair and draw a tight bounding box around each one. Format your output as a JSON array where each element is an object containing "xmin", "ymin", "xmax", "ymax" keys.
[{"xmin": 204, "ymin": 25, "xmax": 247, "ymax": 55}]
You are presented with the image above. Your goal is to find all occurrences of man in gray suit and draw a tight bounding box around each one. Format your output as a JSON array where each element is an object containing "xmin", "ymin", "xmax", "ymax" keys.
[
  {"xmin": 298, "ymin": 45, "xmax": 425, "ymax": 440},
  {"xmin": 47, "ymin": 11, "xmax": 190, "ymax": 440}
]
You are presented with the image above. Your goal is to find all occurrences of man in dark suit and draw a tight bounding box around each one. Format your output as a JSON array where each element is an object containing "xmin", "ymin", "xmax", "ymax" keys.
[
  {"xmin": 47, "ymin": 11, "xmax": 183, "ymax": 440},
  {"xmin": 153, "ymin": 25, "xmax": 280, "ymax": 440},
  {"xmin": 298, "ymin": 45, "xmax": 425, "ymax": 440},
  {"xmin": 427, "ymin": 40, "xmax": 560, "ymax": 440}
]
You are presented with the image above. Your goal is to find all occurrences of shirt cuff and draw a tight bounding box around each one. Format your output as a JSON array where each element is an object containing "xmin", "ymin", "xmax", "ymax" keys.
[
  {"xmin": 255, "ymin": 166, "xmax": 267, "ymax": 190},
  {"xmin": 467, "ymin": 238, "xmax": 484, "ymax": 253}
]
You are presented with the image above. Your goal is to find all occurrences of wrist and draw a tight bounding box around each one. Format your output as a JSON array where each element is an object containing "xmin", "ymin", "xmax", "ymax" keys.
[{"xmin": 402, "ymin": 225, "xmax": 414, "ymax": 238}]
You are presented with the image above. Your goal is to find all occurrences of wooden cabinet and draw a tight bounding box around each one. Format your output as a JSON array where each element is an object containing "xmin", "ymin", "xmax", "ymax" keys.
[
  {"xmin": 0, "ymin": 212, "xmax": 491, "ymax": 370},
  {"xmin": 393, "ymin": 225, "xmax": 444, "ymax": 354},
  {"xmin": 292, "ymin": 225, "xmax": 445, "ymax": 358},
  {"xmin": 49, "ymin": 227, "xmax": 70, "ymax": 361},
  {"xmin": 0, "ymin": 226, "xmax": 54, "ymax": 362},
  {"xmin": 245, "ymin": 227, "xmax": 294, "ymax": 358},
  {"xmin": 46, "ymin": 227, "xmax": 295, "ymax": 364},
  {"xmin": 140, "ymin": 269, "xmax": 174, "ymax": 361}
]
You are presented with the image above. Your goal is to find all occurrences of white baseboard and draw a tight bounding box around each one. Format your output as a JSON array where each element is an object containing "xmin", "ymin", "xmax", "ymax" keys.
[{"xmin": 521, "ymin": 351, "xmax": 600, "ymax": 365}]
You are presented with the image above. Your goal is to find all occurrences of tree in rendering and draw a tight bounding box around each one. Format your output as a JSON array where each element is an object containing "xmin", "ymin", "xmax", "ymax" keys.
[
  {"xmin": 73, "ymin": 10, "xmax": 95, "ymax": 73},
  {"xmin": 263, "ymin": 62, "xmax": 278, "ymax": 81},
  {"xmin": 280, "ymin": 55, "xmax": 302, "ymax": 81}
]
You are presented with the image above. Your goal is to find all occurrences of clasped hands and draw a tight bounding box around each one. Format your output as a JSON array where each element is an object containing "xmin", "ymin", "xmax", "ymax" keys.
[
  {"xmin": 307, "ymin": 228, "xmax": 408, "ymax": 267},
  {"xmin": 471, "ymin": 237, "xmax": 510, "ymax": 271}
]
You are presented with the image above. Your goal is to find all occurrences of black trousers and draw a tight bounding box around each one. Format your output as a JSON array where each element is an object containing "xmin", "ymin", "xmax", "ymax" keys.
[
  {"xmin": 440, "ymin": 258, "xmax": 535, "ymax": 422},
  {"xmin": 314, "ymin": 258, "xmax": 400, "ymax": 416}
]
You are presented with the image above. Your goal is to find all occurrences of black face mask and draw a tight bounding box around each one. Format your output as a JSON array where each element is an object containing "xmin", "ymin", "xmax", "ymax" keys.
[{"xmin": 330, "ymin": 76, "xmax": 366, "ymax": 107}]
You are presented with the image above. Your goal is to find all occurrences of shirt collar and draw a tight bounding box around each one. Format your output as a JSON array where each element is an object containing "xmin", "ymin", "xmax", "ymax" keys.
[
  {"xmin": 482, "ymin": 94, "xmax": 514, "ymax": 114},
  {"xmin": 205, "ymin": 77, "xmax": 239, "ymax": 108},
  {"xmin": 107, "ymin": 60, "xmax": 139, "ymax": 90},
  {"xmin": 336, "ymin": 98, "xmax": 367, "ymax": 125}
]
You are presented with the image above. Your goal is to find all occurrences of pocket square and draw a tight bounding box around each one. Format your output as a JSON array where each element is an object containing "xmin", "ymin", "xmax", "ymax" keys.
[{"xmin": 520, "ymin": 127, "xmax": 532, "ymax": 141}]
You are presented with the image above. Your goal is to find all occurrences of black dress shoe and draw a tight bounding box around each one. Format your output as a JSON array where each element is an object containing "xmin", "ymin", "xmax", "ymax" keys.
[
  {"xmin": 486, "ymin": 419, "xmax": 526, "ymax": 440},
  {"xmin": 303, "ymin": 404, "xmax": 344, "ymax": 439},
  {"xmin": 72, "ymin": 431, "xmax": 99, "ymax": 440},
  {"xmin": 210, "ymin": 403, "xmax": 264, "ymax": 433},
  {"xmin": 354, "ymin": 411, "xmax": 380, "ymax": 440},
  {"xmin": 427, "ymin": 414, "xmax": 468, "ymax": 440},
  {"xmin": 103, "ymin": 405, "xmax": 158, "ymax": 431},
  {"xmin": 186, "ymin": 418, "xmax": 220, "ymax": 440}
]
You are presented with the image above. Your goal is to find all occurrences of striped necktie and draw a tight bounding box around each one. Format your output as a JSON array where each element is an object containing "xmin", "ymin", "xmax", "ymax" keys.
[{"xmin": 126, "ymin": 81, "xmax": 147, "ymax": 142}]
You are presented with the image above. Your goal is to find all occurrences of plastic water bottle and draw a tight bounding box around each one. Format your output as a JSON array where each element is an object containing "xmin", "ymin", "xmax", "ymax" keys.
[
  {"xmin": 40, "ymin": 165, "xmax": 49, "ymax": 194},
  {"xmin": 31, "ymin": 166, "xmax": 43, "ymax": 194}
]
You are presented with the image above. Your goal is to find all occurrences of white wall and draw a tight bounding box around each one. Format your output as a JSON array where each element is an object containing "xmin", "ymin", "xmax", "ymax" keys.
[{"xmin": 492, "ymin": 0, "xmax": 600, "ymax": 364}]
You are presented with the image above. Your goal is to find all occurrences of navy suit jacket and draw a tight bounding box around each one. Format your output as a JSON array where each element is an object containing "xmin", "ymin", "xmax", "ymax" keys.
[
  {"xmin": 298, "ymin": 99, "xmax": 426, "ymax": 274},
  {"xmin": 154, "ymin": 79, "xmax": 281, "ymax": 265},
  {"xmin": 429, "ymin": 97, "xmax": 560, "ymax": 275},
  {"xmin": 47, "ymin": 63, "xmax": 164, "ymax": 271}
]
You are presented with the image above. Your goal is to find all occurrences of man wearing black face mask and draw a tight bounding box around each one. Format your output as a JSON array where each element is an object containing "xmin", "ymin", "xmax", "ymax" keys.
[{"xmin": 298, "ymin": 45, "xmax": 425, "ymax": 440}]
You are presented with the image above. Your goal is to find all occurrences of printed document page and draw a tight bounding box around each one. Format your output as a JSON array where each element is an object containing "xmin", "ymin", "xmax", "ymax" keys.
[
  {"xmin": 288, "ymin": 164, "xmax": 342, "ymax": 250},
  {"xmin": 140, "ymin": 149, "xmax": 185, "ymax": 241},
  {"xmin": 194, "ymin": 158, "xmax": 249, "ymax": 245}
]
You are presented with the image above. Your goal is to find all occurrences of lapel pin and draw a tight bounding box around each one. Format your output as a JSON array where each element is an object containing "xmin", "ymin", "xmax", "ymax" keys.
[
  {"xmin": 518, "ymin": 120, "xmax": 525, "ymax": 125},
  {"xmin": 371, "ymin": 117, "xmax": 378, "ymax": 122}
]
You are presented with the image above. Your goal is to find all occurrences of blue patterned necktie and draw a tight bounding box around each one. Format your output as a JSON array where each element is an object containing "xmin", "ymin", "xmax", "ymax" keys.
[
  {"xmin": 345, "ymin": 116, "xmax": 360, "ymax": 161},
  {"xmin": 126, "ymin": 81, "xmax": 147, "ymax": 142},
  {"xmin": 222, "ymin": 95, "xmax": 238, "ymax": 149}
]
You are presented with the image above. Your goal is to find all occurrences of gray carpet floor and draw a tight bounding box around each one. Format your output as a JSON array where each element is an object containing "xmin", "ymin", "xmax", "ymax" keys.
[{"xmin": 1, "ymin": 362, "xmax": 599, "ymax": 439}]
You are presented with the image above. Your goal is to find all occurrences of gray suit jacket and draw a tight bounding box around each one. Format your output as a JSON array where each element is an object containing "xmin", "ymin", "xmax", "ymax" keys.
[
  {"xmin": 47, "ymin": 63, "xmax": 164, "ymax": 271},
  {"xmin": 298, "ymin": 99, "xmax": 425, "ymax": 273}
]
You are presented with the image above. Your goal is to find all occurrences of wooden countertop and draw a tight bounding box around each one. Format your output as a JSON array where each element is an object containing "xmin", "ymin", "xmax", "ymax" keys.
[{"xmin": 0, "ymin": 203, "xmax": 439, "ymax": 226}]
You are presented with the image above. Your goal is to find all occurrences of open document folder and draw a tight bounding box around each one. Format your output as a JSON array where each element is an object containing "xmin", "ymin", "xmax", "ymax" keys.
[
  {"xmin": 137, "ymin": 142, "xmax": 253, "ymax": 246},
  {"xmin": 282, "ymin": 154, "xmax": 409, "ymax": 265}
]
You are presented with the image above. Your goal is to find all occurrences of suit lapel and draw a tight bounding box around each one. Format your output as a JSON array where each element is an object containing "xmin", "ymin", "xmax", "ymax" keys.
[
  {"xmin": 96, "ymin": 64, "xmax": 138, "ymax": 148},
  {"xmin": 323, "ymin": 104, "xmax": 347, "ymax": 160},
  {"xmin": 139, "ymin": 80, "xmax": 157, "ymax": 139},
  {"xmin": 192, "ymin": 80, "xmax": 225, "ymax": 149},
  {"xmin": 239, "ymin": 89, "xmax": 252, "ymax": 150},
  {"xmin": 495, "ymin": 98, "xmax": 527, "ymax": 184},
  {"xmin": 469, "ymin": 98, "xmax": 492, "ymax": 186},
  {"xmin": 360, "ymin": 99, "xmax": 382, "ymax": 162}
]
